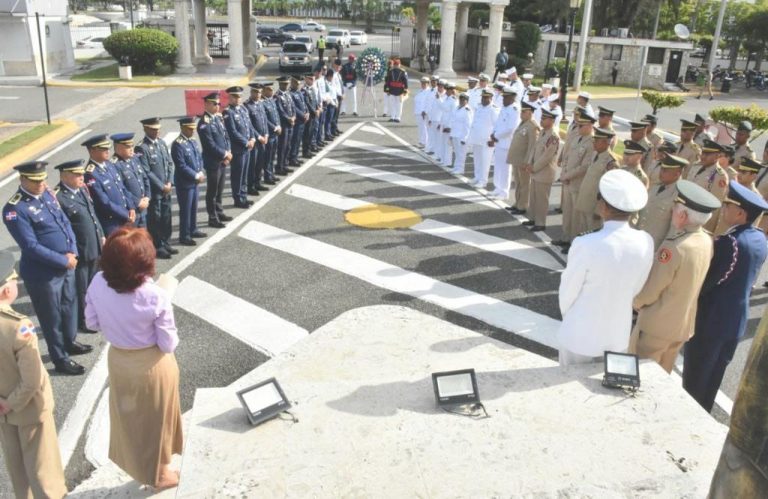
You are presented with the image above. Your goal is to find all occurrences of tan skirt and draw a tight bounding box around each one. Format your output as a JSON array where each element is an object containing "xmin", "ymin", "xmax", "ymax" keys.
[{"xmin": 108, "ymin": 345, "xmax": 183, "ymax": 486}]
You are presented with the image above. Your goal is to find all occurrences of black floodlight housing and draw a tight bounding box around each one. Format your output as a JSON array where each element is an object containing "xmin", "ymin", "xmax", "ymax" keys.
[
  {"xmin": 432, "ymin": 368, "xmax": 480, "ymax": 407},
  {"xmin": 236, "ymin": 377, "xmax": 291, "ymax": 426},
  {"xmin": 602, "ymin": 351, "xmax": 640, "ymax": 389}
]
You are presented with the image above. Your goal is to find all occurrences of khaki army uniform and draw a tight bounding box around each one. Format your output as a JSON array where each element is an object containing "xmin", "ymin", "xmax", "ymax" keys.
[
  {"xmin": 622, "ymin": 163, "xmax": 649, "ymax": 189},
  {"xmin": 0, "ymin": 306, "xmax": 67, "ymax": 499},
  {"xmin": 732, "ymin": 143, "xmax": 756, "ymax": 170},
  {"xmin": 528, "ymin": 128, "xmax": 561, "ymax": 226},
  {"xmin": 687, "ymin": 163, "xmax": 729, "ymax": 232},
  {"xmin": 606, "ymin": 122, "xmax": 617, "ymax": 151},
  {"xmin": 557, "ymin": 121, "xmax": 580, "ymax": 167},
  {"xmin": 629, "ymin": 227, "xmax": 714, "ymax": 373},
  {"xmin": 646, "ymin": 160, "xmax": 663, "ymax": 188},
  {"xmin": 560, "ymin": 134, "xmax": 594, "ymax": 240},
  {"xmin": 642, "ymin": 134, "xmax": 659, "ymax": 172},
  {"xmin": 637, "ymin": 183, "xmax": 678, "ymax": 250},
  {"xmin": 677, "ymin": 141, "xmax": 701, "ymax": 177},
  {"xmin": 507, "ymin": 119, "xmax": 540, "ymax": 210},
  {"xmin": 575, "ymin": 149, "xmax": 618, "ymax": 232}
]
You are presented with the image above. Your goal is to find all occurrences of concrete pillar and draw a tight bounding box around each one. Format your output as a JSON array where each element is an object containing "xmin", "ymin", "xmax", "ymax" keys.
[
  {"xmin": 175, "ymin": 0, "xmax": 195, "ymax": 73},
  {"xmin": 574, "ymin": 0, "xmax": 594, "ymax": 92},
  {"xmin": 454, "ymin": 3, "xmax": 469, "ymax": 66},
  {"xmin": 415, "ymin": 0, "xmax": 429, "ymax": 61},
  {"xmin": 485, "ymin": 3, "xmax": 505, "ymax": 76},
  {"xmin": 436, "ymin": 0, "xmax": 458, "ymax": 78},
  {"xmin": 227, "ymin": 0, "xmax": 246, "ymax": 73},
  {"xmin": 242, "ymin": 0, "xmax": 254, "ymax": 66},
  {"xmin": 193, "ymin": 0, "xmax": 212, "ymax": 64}
]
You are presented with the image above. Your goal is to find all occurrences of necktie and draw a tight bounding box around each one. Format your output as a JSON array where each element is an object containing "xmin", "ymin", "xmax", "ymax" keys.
[
  {"xmin": 657, "ymin": 185, "xmax": 666, "ymax": 194},
  {"xmin": 679, "ymin": 143, "xmax": 684, "ymax": 153}
]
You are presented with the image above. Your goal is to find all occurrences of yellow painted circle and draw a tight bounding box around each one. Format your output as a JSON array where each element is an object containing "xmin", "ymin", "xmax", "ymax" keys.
[{"xmin": 345, "ymin": 204, "xmax": 422, "ymax": 229}]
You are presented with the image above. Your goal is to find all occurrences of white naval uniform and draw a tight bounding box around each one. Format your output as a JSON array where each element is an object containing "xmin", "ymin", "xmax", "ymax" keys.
[
  {"xmin": 490, "ymin": 102, "xmax": 520, "ymax": 198},
  {"xmin": 549, "ymin": 104, "xmax": 563, "ymax": 130},
  {"xmin": 426, "ymin": 90, "xmax": 445, "ymax": 158},
  {"xmin": 439, "ymin": 94, "xmax": 458, "ymax": 167},
  {"xmin": 492, "ymin": 91, "xmax": 503, "ymax": 109},
  {"xmin": 467, "ymin": 87, "xmax": 482, "ymax": 111},
  {"xmin": 413, "ymin": 88, "xmax": 430, "ymax": 148},
  {"xmin": 557, "ymin": 220, "xmax": 654, "ymax": 364},
  {"xmin": 449, "ymin": 104, "xmax": 473, "ymax": 174},
  {"xmin": 468, "ymin": 103, "xmax": 500, "ymax": 187},
  {"xmin": 509, "ymin": 79, "xmax": 525, "ymax": 103}
]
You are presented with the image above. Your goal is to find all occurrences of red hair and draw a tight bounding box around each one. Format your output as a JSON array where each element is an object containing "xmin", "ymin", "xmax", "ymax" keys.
[{"xmin": 100, "ymin": 226, "xmax": 156, "ymax": 293}]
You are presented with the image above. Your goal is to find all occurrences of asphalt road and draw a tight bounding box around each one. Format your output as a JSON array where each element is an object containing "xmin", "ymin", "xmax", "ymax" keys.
[
  {"xmin": 0, "ymin": 67, "xmax": 765, "ymax": 494},
  {"xmin": 0, "ymin": 87, "xmax": 112, "ymax": 124}
]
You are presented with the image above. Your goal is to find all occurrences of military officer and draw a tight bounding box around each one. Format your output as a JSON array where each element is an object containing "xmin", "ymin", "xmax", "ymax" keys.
[
  {"xmin": 732, "ymin": 120, "xmax": 756, "ymax": 169},
  {"xmin": 448, "ymin": 92, "xmax": 472, "ymax": 175},
  {"xmin": 713, "ymin": 157, "xmax": 765, "ymax": 236},
  {"xmin": 470, "ymin": 74, "xmax": 488, "ymax": 110},
  {"xmin": 82, "ymin": 134, "xmax": 135, "ymax": 235},
  {"xmin": 596, "ymin": 106, "xmax": 618, "ymax": 150},
  {"xmin": 630, "ymin": 181, "xmax": 720, "ymax": 373},
  {"xmin": 111, "ymin": 133, "xmax": 150, "ymax": 228},
  {"xmin": 2, "ymin": 162, "xmax": 89, "ymax": 375},
  {"xmin": 489, "ymin": 86, "xmax": 520, "ymax": 200},
  {"xmin": 383, "ymin": 58, "xmax": 408, "ymax": 122},
  {"xmin": 426, "ymin": 80, "xmax": 446, "ymax": 161},
  {"xmin": 261, "ymin": 82, "xmax": 283, "ymax": 182},
  {"xmin": 626, "ymin": 121, "xmax": 653, "ymax": 173},
  {"xmin": 524, "ymin": 86, "xmax": 542, "ymax": 122},
  {"xmin": 414, "ymin": 76, "xmax": 431, "ymax": 149},
  {"xmin": 721, "ymin": 144, "xmax": 738, "ymax": 179},
  {"xmin": 243, "ymin": 83, "xmax": 271, "ymax": 194},
  {"xmin": 693, "ymin": 113, "xmax": 709, "ymax": 148},
  {"xmin": 646, "ymin": 140, "xmax": 677, "ymax": 188},
  {"xmin": 0, "ymin": 251, "xmax": 67, "ymax": 498},
  {"xmin": 505, "ymin": 100, "xmax": 538, "ymax": 208},
  {"xmin": 575, "ymin": 91, "xmax": 594, "ymax": 117},
  {"xmin": 172, "ymin": 117, "xmax": 207, "ymax": 246},
  {"xmin": 438, "ymin": 82, "xmax": 458, "ymax": 168},
  {"xmin": 523, "ymin": 108, "xmax": 560, "ymax": 231},
  {"xmin": 755, "ymin": 150, "xmax": 768, "ymax": 234},
  {"xmin": 677, "ymin": 119, "xmax": 702, "ymax": 174},
  {"xmin": 621, "ymin": 140, "xmax": 649, "ymax": 189},
  {"xmin": 637, "ymin": 155, "xmax": 687, "ymax": 249},
  {"xmin": 644, "ymin": 114, "xmax": 664, "ymax": 147},
  {"xmin": 301, "ymin": 74, "xmax": 321, "ymax": 159},
  {"xmin": 222, "ymin": 86, "xmax": 255, "ymax": 209},
  {"xmin": 197, "ymin": 92, "xmax": 233, "ymax": 228},
  {"xmin": 468, "ymin": 89, "xmax": 499, "ymax": 189},
  {"xmin": 688, "ymin": 139, "xmax": 730, "ymax": 232},
  {"xmin": 275, "ymin": 76, "xmax": 296, "ymax": 174},
  {"xmin": 465, "ymin": 76, "xmax": 480, "ymax": 112},
  {"xmin": 684, "ymin": 181, "xmax": 768, "ymax": 412},
  {"xmin": 288, "ymin": 75, "xmax": 308, "ymax": 167},
  {"xmin": 54, "ymin": 160, "xmax": 105, "ymax": 333},
  {"xmin": 575, "ymin": 127, "xmax": 619, "ymax": 232}
]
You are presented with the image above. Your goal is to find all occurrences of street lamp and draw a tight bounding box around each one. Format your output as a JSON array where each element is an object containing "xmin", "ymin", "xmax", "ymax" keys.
[{"xmin": 559, "ymin": 0, "xmax": 581, "ymax": 113}]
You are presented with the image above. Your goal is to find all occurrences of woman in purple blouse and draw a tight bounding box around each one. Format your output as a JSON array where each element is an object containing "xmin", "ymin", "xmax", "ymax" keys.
[{"xmin": 85, "ymin": 227, "xmax": 182, "ymax": 490}]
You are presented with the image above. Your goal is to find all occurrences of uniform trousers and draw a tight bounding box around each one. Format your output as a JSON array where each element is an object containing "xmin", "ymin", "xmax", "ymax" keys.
[
  {"xmin": 683, "ymin": 334, "xmax": 739, "ymax": 412},
  {"xmin": 135, "ymin": 210, "xmax": 147, "ymax": 228},
  {"xmin": 440, "ymin": 130, "xmax": 453, "ymax": 167},
  {"xmin": 74, "ymin": 258, "xmax": 98, "ymax": 330},
  {"xmin": 314, "ymin": 109, "xmax": 326, "ymax": 145},
  {"xmin": 709, "ymin": 437, "xmax": 768, "ymax": 499},
  {"xmin": 333, "ymin": 96, "xmax": 342, "ymax": 131},
  {"xmin": 418, "ymin": 115, "xmax": 429, "ymax": 147},
  {"xmin": 529, "ymin": 179, "xmax": 553, "ymax": 226},
  {"xmin": 383, "ymin": 93, "xmax": 391, "ymax": 116},
  {"xmin": 492, "ymin": 148, "xmax": 511, "ymax": 198},
  {"xmin": 427, "ymin": 122, "xmax": 440, "ymax": 155},
  {"xmin": 176, "ymin": 186, "xmax": 199, "ymax": 240},
  {"xmin": 0, "ymin": 413, "xmax": 67, "ymax": 499},
  {"xmin": 277, "ymin": 125, "xmax": 293, "ymax": 172},
  {"xmin": 387, "ymin": 94, "xmax": 404, "ymax": 120},
  {"xmin": 472, "ymin": 145, "xmax": 493, "ymax": 187},
  {"xmin": 261, "ymin": 136, "xmax": 277, "ymax": 181},
  {"xmin": 289, "ymin": 122, "xmax": 304, "ymax": 163},
  {"xmin": 247, "ymin": 143, "xmax": 263, "ymax": 189},
  {"xmin": 303, "ymin": 118, "xmax": 316, "ymax": 156},
  {"xmin": 342, "ymin": 86, "xmax": 357, "ymax": 114},
  {"xmin": 451, "ymin": 138, "xmax": 467, "ymax": 174},
  {"xmin": 24, "ymin": 270, "xmax": 77, "ymax": 365},
  {"xmin": 205, "ymin": 165, "xmax": 227, "ymax": 222},
  {"xmin": 628, "ymin": 328, "xmax": 683, "ymax": 374},
  {"xmin": 229, "ymin": 149, "xmax": 249, "ymax": 204},
  {"xmin": 323, "ymin": 106, "xmax": 336, "ymax": 138},
  {"xmin": 147, "ymin": 196, "xmax": 172, "ymax": 249},
  {"xmin": 562, "ymin": 185, "xmax": 582, "ymax": 241},
  {"xmin": 512, "ymin": 163, "xmax": 531, "ymax": 209}
]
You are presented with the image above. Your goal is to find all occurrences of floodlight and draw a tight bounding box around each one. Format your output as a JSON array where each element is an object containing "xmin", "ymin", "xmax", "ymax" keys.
[
  {"xmin": 432, "ymin": 369, "xmax": 480, "ymax": 407},
  {"xmin": 236, "ymin": 378, "xmax": 291, "ymax": 426},
  {"xmin": 602, "ymin": 352, "xmax": 640, "ymax": 389}
]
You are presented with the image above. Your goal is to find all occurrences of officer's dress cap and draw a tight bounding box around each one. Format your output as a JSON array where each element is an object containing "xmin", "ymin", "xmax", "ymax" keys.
[
  {"xmin": 680, "ymin": 119, "xmax": 697, "ymax": 131},
  {"xmin": 438, "ymin": 79, "xmax": 448, "ymax": 86},
  {"xmin": 467, "ymin": 76, "xmax": 478, "ymax": 82},
  {"xmin": 675, "ymin": 179, "xmax": 721, "ymax": 214},
  {"xmin": 659, "ymin": 140, "xmax": 678, "ymax": 154},
  {"xmin": 420, "ymin": 76, "xmax": 430, "ymax": 83},
  {"xmin": 276, "ymin": 75, "xmax": 290, "ymax": 83},
  {"xmin": 477, "ymin": 73, "xmax": 490, "ymax": 81},
  {"xmin": 521, "ymin": 101, "xmax": 536, "ymax": 111},
  {"xmin": 502, "ymin": 86, "xmax": 517, "ymax": 96},
  {"xmin": 577, "ymin": 91, "xmax": 590, "ymax": 100},
  {"xmin": 548, "ymin": 94, "xmax": 560, "ymax": 103},
  {"xmin": 14, "ymin": 161, "xmax": 48, "ymax": 181},
  {"xmin": 702, "ymin": 138, "xmax": 726, "ymax": 153},
  {"xmin": 576, "ymin": 111, "xmax": 596, "ymax": 124},
  {"xmin": 55, "ymin": 159, "xmax": 86, "ymax": 174},
  {"xmin": 739, "ymin": 157, "xmax": 765, "ymax": 173},
  {"xmin": 629, "ymin": 121, "xmax": 648, "ymax": 131},
  {"xmin": 738, "ymin": 120, "xmax": 753, "ymax": 132},
  {"xmin": 110, "ymin": 132, "xmax": 135, "ymax": 145},
  {"xmin": 81, "ymin": 134, "xmax": 111, "ymax": 149},
  {"xmin": 598, "ymin": 106, "xmax": 615, "ymax": 116},
  {"xmin": 522, "ymin": 73, "xmax": 534, "ymax": 79},
  {"xmin": 541, "ymin": 109, "xmax": 556, "ymax": 119},
  {"xmin": 623, "ymin": 140, "xmax": 647, "ymax": 154},
  {"xmin": 642, "ymin": 114, "xmax": 658, "ymax": 124},
  {"xmin": 431, "ymin": 74, "xmax": 441, "ymax": 81},
  {"xmin": 226, "ymin": 86, "xmax": 244, "ymax": 95},
  {"xmin": 493, "ymin": 82, "xmax": 504, "ymax": 89},
  {"xmin": 724, "ymin": 180, "xmax": 768, "ymax": 215},
  {"xmin": 527, "ymin": 86, "xmax": 541, "ymax": 93},
  {"xmin": 594, "ymin": 127, "xmax": 615, "ymax": 139},
  {"xmin": 203, "ymin": 92, "xmax": 220, "ymax": 102},
  {"xmin": 177, "ymin": 117, "xmax": 197, "ymax": 127},
  {"xmin": 445, "ymin": 82, "xmax": 456, "ymax": 89},
  {"xmin": 481, "ymin": 89, "xmax": 494, "ymax": 97},
  {"xmin": 694, "ymin": 113, "xmax": 707, "ymax": 124},
  {"xmin": 542, "ymin": 83, "xmax": 552, "ymax": 90},
  {"xmin": 599, "ymin": 169, "xmax": 648, "ymax": 212},
  {"xmin": 290, "ymin": 75, "xmax": 301, "ymax": 83},
  {"xmin": 140, "ymin": 117, "xmax": 162, "ymax": 128},
  {"xmin": 0, "ymin": 250, "xmax": 17, "ymax": 282},
  {"xmin": 660, "ymin": 154, "xmax": 689, "ymax": 169},
  {"xmin": 458, "ymin": 92, "xmax": 469, "ymax": 99}
]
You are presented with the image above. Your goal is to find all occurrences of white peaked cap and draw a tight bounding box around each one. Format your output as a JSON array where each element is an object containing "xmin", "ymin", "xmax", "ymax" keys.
[{"xmin": 599, "ymin": 170, "xmax": 649, "ymax": 212}]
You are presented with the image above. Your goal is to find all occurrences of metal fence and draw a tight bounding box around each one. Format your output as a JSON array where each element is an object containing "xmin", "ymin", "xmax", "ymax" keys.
[
  {"xmin": 411, "ymin": 29, "xmax": 441, "ymax": 65},
  {"xmin": 206, "ymin": 23, "xmax": 229, "ymax": 58}
]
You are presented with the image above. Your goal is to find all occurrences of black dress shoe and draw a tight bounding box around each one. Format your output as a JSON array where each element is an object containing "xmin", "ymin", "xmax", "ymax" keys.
[
  {"xmin": 264, "ymin": 179, "xmax": 277, "ymax": 185},
  {"xmin": 180, "ymin": 238, "xmax": 197, "ymax": 246},
  {"xmin": 156, "ymin": 248, "xmax": 172, "ymax": 259},
  {"xmin": 55, "ymin": 359, "xmax": 85, "ymax": 375},
  {"xmin": 208, "ymin": 220, "xmax": 226, "ymax": 228},
  {"xmin": 303, "ymin": 153, "xmax": 315, "ymax": 158},
  {"xmin": 191, "ymin": 231, "xmax": 207, "ymax": 238},
  {"xmin": 256, "ymin": 185, "xmax": 269, "ymax": 191},
  {"xmin": 530, "ymin": 225, "xmax": 546, "ymax": 232},
  {"xmin": 219, "ymin": 214, "xmax": 233, "ymax": 222},
  {"xmin": 234, "ymin": 202, "xmax": 251, "ymax": 208},
  {"xmin": 67, "ymin": 342, "xmax": 93, "ymax": 355},
  {"xmin": 507, "ymin": 207, "xmax": 527, "ymax": 215},
  {"xmin": 165, "ymin": 246, "xmax": 179, "ymax": 255},
  {"xmin": 289, "ymin": 161, "xmax": 301, "ymax": 167},
  {"xmin": 247, "ymin": 189, "xmax": 260, "ymax": 195},
  {"xmin": 522, "ymin": 220, "xmax": 535, "ymax": 226},
  {"xmin": 79, "ymin": 325, "xmax": 98, "ymax": 334},
  {"xmin": 282, "ymin": 168, "xmax": 294, "ymax": 174}
]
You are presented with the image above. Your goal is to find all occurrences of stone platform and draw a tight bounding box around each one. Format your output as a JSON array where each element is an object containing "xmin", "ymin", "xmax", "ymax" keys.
[{"xmin": 176, "ymin": 305, "xmax": 726, "ymax": 498}]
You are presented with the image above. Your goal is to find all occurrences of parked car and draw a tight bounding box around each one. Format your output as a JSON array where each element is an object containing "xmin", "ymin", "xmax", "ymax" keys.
[
  {"xmin": 258, "ymin": 27, "xmax": 296, "ymax": 46},
  {"xmin": 690, "ymin": 47, "xmax": 706, "ymax": 59},
  {"xmin": 279, "ymin": 41, "xmax": 313, "ymax": 72},
  {"xmin": 302, "ymin": 20, "xmax": 326, "ymax": 32},
  {"xmin": 294, "ymin": 35, "xmax": 315, "ymax": 53},
  {"xmin": 326, "ymin": 29, "xmax": 351, "ymax": 48},
  {"xmin": 349, "ymin": 30, "xmax": 367, "ymax": 45},
  {"xmin": 281, "ymin": 23, "xmax": 305, "ymax": 32},
  {"xmin": 76, "ymin": 36, "xmax": 106, "ymax": 49}
]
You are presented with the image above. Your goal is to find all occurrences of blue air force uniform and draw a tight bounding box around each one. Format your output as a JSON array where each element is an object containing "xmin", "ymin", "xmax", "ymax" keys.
[
  {"xmin": 244, "ymin": 86, "xmax": 270, "ymax": 192},
  {"xmin": 198, "ymin": 93, "xmax": 232, "ymax": 226},
  {"xmin": 54, "ymin": 160, "xmax": 104, "ymax": 332},
  {"xmin": 223, "ymin": 86, "xmax": 255, "ymax": 206},
  {"xmin": 275, "ymin": 77, "xmax": 296, "ymax": 174},
  {"xmin": 289, "ymin": 82, "xmax": 308, "ymax": 165},
  {"xmin": 172, "ymin": 118, "xmax": 205, "ymax": 243},
  {"xmin": 111, "ymin": 133, "xmax": 150, "ymax": 228},
  {"xmin": 84, "ymin": 157, "xmax": 132, "ymax": 236},
  {"xmin": 684, "ymin": 181, "xmax": 768, "ymax": 412},
  {"xmin": 261, "ymin": 87, "xmax": 281, "ymax": 183},
  {"xmin": 2, "ymin": 162, "xmax": 81, "ymax": 369}
]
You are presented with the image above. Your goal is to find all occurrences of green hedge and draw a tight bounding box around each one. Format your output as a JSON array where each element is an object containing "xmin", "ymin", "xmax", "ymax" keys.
[
  {"xmin": 548, "ymin": 59, "xmax": 592, "ymax": 86},
  {"xmin": 103, "ymin": 28, "xmax": 178, "ymax": 75}
]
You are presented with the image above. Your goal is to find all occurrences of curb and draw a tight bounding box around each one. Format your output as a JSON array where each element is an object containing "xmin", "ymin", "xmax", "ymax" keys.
[
  {"xmin": 0, "ymin": 120, "xmax": 79, "ymax": 175},
  {"xmin": 47, "ymin": 55, "xmax": 268, "ymax": 89}
]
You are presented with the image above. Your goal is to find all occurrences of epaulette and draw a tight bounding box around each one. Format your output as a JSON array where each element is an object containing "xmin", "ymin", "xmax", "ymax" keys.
[
  {"xmin": 715, "ymin": 165, "xmax": 727, "ymax": 176},
  {"xmin": 203, "ymin": 115, "xmax": 210, "ymax": 124},
  {"xmin": 85, "ymin": 163, "xmax": 95, "ymax": 173},
  {"xmin": 111, "ymin": 155, "xmax": 119, "ymax": 162},
  {"xmin": 0, "ymin": 307, "xmax": 26, "ymax": 320},
  {"xmin": 175, "ymin": 136, "xmax": 185, "ymax": 144},
  {"xmin": 8, "ymin": 192, "xmax": 21, "ymax": 206},
  {"xmin": 464, "ymin": 107, "xmax": 470, "ymax": 111},
  {"xmin": 576, "ymin": 228, "xmax": 600, "ymax": 238}
]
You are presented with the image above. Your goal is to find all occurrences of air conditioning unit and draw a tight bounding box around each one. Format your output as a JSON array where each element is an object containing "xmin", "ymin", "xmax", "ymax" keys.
[
  {"xmin": 600, "ymin": 28, "xmax": 609, "ymax": 37},
  {"xmin": 609, "ymin": 28, "xmax": 619, "ymax": 37},
  {"xmin": 618, "ymin": 28, "xmax": 629, "ymax": 38}
]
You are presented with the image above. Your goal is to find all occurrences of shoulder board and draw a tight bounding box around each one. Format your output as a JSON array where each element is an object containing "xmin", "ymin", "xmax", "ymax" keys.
[
  {"xmin": 692, "ymin": 142, "xmax": 701, "ymax": 151},
  {"xmin": 0, "ymin": 307, "xmax": 26, "ymax": 320},
  {"xmin": 8, "ymin": 192, "xmax": 21, "ymax": 205},
  {"xmin": 464, "ymin": 107, "xmax": 470, "ymax": 111},
  {"xmin": 577, "ymin": 228, "xmax": 600, "ymax": 238},
  {"xmin": 715, "ymin": 166, "xmax": 727, "ymax": 176},
  {"xmin": 85, "ymin": 164, "xmax": 95, "ymax": 173},
  {"xmin": 175, "ymin": 136, "xmax": 185, "ymax": 144},
  {"xmin": 111, "ymin": 155, "xmax": 119, "ymax": 162},
  {"xmin": 203, "ymin": 115, "xmax": 210, "ymax": 123},
  {"xmin": 53, "ymin": 186, "xmax": 60, "ymax": 195}
]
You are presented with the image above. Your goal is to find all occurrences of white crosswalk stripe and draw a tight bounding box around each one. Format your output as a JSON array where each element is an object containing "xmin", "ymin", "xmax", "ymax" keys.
[{"xmin": 341, "ymin": 138, "xmax": 426, "ymax": 163}]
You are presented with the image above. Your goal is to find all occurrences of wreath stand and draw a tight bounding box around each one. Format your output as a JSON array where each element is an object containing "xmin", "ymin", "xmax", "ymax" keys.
[{"xmin": 360, "ymin": 65, "xmax": 378, "ymax": 118}]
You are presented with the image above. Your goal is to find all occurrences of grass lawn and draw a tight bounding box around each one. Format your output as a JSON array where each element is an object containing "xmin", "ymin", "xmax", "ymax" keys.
[
  {"xmin": 0, "ymin": 123, "xmax": 61, "ymax": 159},
  {"xmin": 71, "ymin": 63, "xmax": 159, "ymax": 82}
]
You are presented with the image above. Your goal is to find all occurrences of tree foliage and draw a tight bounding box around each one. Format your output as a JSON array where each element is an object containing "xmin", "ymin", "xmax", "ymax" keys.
[
  {"xmin": 103, "ymin": 28, "xmax": 178, "ymax": 74},
  {"xmin": 512, "ymin": 22, "xmax": 541, "ymax": 60},
  {"xmin": 549, "ymin": 59, "xmax": 592, "ymax": 86},
  {"xmin": 641, "ymin": 90, "xmax": 684, "ymax": 115},
  {"xmin": 710, "ymin": 105, "xmax": 768, "ymax": 142}
]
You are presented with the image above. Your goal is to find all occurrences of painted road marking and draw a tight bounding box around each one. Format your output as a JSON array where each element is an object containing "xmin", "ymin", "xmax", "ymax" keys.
[
  {"xmin": 239, "ymin": 221, "xmax": 561, "ymax": 349},
  {"xmin": 318, "ymin": 158, "xmax": 499, "ymax": 209},
  {"xmin": 359, "ymin": 124, "xmax": 386, "ymax": 136},
  {"xmin": 0, "ymin": 96, "xmax": 20, "ymax": 100},
  {"xmin": 341, "ymin": 138, "xmax": 426, "ymax": 163},
  {"xmin": 287, "ymin": 184, "xmax": 562, "ymax": 271},
  {"xmin": 174, "ymin": 276, "xmax": 309, "ymax": 357},
  {"xmin": 84, "ymin": 388, "xmax": 110, "ymax": 468}
]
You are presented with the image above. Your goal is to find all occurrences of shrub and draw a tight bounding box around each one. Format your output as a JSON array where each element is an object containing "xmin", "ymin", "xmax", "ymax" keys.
[
  {"xmin": 710, "ymin": 104, "xmax": 768, "ymax": 141},
  {"xmin": 641, "ymin": 90, "xmax": 684, "ymax": 115},
  {"xmin": 512, "ymin": 21, "xmax": 540, "ymax": 61},
  {"xmin": 103, "ymin": 28, "xmax": 179, "ymax": 75},
  {"xmin": 549, "ymin": 59, "xmax": 592, "ymax": 86}
]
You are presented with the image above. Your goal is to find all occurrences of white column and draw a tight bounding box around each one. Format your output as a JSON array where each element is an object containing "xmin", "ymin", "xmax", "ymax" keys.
[
  {"xmin": 227, "ymin": 0, "xmax": 246, "ymax": 73},
  {"xmin": 574, "ymin": 0, "xmax": 593, "ymax": 92},
  {"xmin": 193, "ymin": 0, "xmax": 212, "ymax": 64},
  {"xmin": 175, "ymin": 0, "xmax": 195, "ymax": 73},
  {"xmin": 454, "ymin": 3, "xmax": 469, "ymax": 66},
  {"xmin": 242, "ymin": 0, "xmax": 254, "ymax": 66},
  {"xmin": 484, "ymin": 3, "xmax": 505, "ymax": 76},
  {"xmin": 416, "ymin": 0, "xmax": 429, "ymax": 50},
  {"xmin": 436, "ymin": 0, "xmax": 458, "ymax": 78}
]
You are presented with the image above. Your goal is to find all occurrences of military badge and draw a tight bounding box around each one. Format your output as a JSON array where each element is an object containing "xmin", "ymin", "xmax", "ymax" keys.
[{"xmin": 658, "ymin": 248, "xmax": 673, "ymax": 263}]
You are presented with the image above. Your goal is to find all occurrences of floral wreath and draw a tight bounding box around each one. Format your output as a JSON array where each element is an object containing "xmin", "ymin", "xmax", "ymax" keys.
[{"xmin": 356, "ymin": 47, "xmax": 387, "ymax": 85}]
